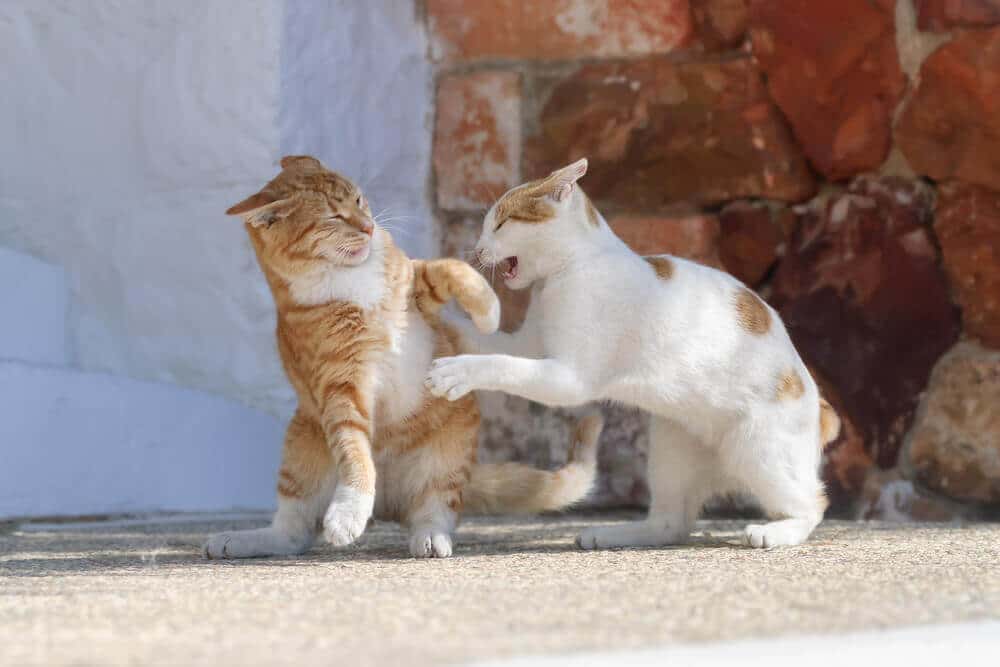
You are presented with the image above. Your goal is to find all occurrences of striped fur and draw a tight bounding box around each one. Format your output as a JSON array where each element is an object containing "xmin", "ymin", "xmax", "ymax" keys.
[{"xmin": 205, "ymin": 157, "xmax": 601, "ymax": 560}]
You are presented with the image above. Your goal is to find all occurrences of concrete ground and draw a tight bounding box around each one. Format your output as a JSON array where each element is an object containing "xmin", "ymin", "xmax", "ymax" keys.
[{"xmin": 1, "ymin": 512, "xmax": 999, "ymax": 666}]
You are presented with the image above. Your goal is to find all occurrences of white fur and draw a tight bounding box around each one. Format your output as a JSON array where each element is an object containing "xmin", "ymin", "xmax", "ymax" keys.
[
  {"xmin": 288, "ymin": 233, "xmax": 386, "ymax": 309},
  {"xmin": 427, "ymin": 164, "xmax": 826, "ymax": 549},
  {"xmin": 324, "ymin": 484, "xmax": 375, "ymax": 546}
]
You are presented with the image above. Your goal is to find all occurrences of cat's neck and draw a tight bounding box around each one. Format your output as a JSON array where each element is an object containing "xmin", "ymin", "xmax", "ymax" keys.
[
  {"xmin": 284, "ymin": 230, "xmax": 388, "ymax": 311},
  {"xmin": 538, "ymin": 193, "xmax": 631, "ymax": 281}
]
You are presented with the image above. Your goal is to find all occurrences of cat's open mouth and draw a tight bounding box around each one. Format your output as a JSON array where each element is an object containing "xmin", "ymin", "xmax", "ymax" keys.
[{"xmin": 500, "ymin": 256, "xmax": 518, "ymax": 280}]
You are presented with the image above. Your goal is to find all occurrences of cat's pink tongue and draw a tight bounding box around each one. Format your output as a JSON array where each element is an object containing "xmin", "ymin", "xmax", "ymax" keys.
[{"xmin": 500, "ymin": 256, "xmax": 518, "ymax": 280}]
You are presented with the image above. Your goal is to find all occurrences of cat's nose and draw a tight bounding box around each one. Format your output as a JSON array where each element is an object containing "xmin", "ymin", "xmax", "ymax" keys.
[{"xmin": 358, "ymin": 219, "xmax": 374, "ymax": 237}]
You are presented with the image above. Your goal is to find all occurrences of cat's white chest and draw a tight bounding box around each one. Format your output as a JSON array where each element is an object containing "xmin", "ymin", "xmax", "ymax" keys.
[{"xmin": 377, "ymin": 309, "xmax": 435, "ymax": 425}]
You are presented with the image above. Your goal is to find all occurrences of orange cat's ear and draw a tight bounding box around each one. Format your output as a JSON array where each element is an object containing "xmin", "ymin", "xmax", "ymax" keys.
[
  {"xmin": 548, "ymin": 158, "xmax": 588, "ymax": 202},
  {"xmin": 226, "ymin": 191, "xmax": 298, "ymax": 227},
  {"xmin": 280, "ymin": 155, "xmax": 322, "ymax": 170}
]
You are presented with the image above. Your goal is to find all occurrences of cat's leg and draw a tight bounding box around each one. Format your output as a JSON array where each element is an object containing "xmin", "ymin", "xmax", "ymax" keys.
[
  {"xmin": 317, "ymin": 372, "xmax": 378, "ymax": 548},
  {"xmin": 405, "ymin": 493, "xmax": 459, "ymax": 559},
  {"xmin": 204, "ymin": 413, "xmax": 330, "ymax": 558},
  {"xmin": 578, "ymin": 418, "xmax": 711, "ymax": 549},
  {"xmin": 396, "ymin": 419, "xmax": 475, "ymax": 559},
  {"xmin": 727, "ymin": 420, "xmax": 826, "ymax": 549},
  {"xmin": 427, "ymin": 355, "xmax": 589, "ymax": 406}
]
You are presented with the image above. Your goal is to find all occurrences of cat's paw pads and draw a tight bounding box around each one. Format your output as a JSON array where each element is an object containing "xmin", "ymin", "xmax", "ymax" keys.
[
  {"xmin": 203, "ymin": 533, "xmax": 235, "ymax": 559},
  {"xmin": 472, "ymin": 297, "xmax": 501, "ymax": 335},
  {"xmin": 742, "ymin": 523, "xmax": 805, "ymax": 549},
  {"xmin": 425, "ymin": 356, "xmax": 476, "ymax": 401},
  {"xmin": 323, "ymin": 490, "xmax": 373, "ymax": 547},
  {"xmin": 409, "ymin": 530, "xmax": 453, "ymax": 558}
]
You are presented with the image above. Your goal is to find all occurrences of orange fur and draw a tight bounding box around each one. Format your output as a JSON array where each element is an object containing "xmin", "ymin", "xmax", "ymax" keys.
[
  {"xmin": 225, "ymin": 157, "xmax": 601, "ymax": 549},
  {"xmin": 643, "ymin": 255, "xmax": 675, "ymax": 280},
  {"xmin": 818, "ymin": 398, "xmax": 840, "ymax": 449}
]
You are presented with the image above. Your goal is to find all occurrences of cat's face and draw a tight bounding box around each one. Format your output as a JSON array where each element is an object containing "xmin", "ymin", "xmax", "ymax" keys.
[
  {"xmin": 227, "ymin": 155, "xmax": 375, "ymax": 268},
  {"xmin": 475, "ymin": 159, "xmax": 590, "ymax": 290}
]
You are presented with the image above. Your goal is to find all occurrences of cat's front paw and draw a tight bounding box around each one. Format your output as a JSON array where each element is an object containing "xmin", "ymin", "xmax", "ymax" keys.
[
  {"xmin": 472, "ymin": 295, "xmax": 501, "ymax": 335},
  {"xmin": 425, "ymin": 355, "xmax": 484, "ymax": 401},
  {"xmin": 204, "ymin": 532, "xmax": 236, "ymax": 559},
  {"xmin": 323, "ymin": 487, "xmax": 374, "ymax": 547}
]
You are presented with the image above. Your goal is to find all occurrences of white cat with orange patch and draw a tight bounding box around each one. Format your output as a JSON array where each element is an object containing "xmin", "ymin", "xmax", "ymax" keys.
[{"xmin": 428, "ymin": 159, "xmax": 840, "ymax": 549}]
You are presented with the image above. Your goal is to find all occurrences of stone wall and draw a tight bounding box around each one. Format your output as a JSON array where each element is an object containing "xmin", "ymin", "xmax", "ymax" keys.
[{"xmin": 424, "ymin": 0, "xmax": 1000, "ymax": 518}]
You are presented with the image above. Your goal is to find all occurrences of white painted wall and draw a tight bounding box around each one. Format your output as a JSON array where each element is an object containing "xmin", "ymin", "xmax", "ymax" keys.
[
  {"xmin": 0, "ymin": 1, "xmax": 434, "ymax": 517},
  {"xmin": 281, "ymin": 1, "xmax": 435, "ymax": 259},
  {"xmin": 0, "ymin": 0, "xmax": 433, "ymax": 416}
]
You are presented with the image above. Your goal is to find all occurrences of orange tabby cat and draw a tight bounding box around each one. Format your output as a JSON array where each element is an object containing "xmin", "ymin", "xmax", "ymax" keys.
[{"xmin": 204, "ymin": 156, "xmax": 601, "ymax": 559}]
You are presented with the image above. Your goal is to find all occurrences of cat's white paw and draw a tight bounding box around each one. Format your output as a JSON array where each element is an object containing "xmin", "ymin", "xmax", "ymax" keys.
[
  {"xmin": 409, "ymin": 529, "xmax": 453, "ymax": 558},
  {"xmin": 323, "ymin": 487, "xmax": 374, "ymax": 547},
  {"xmin": 425, "ymin": 356, "xmax": 481, "ymax": 401},
  {"xmin": 472, "ymin": 297, "xmax": 501, "ymax": 335},
  {"xmin": 742, "ymin": 523, "xmax": 807, "ymax": 549},
  {"xmin": 204, "ymin": 532, "xmax": 237, "ymax": 559}
]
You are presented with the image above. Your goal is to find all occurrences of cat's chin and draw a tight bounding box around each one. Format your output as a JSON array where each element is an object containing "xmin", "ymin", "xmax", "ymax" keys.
[{"xmin": 339, "ymin": 245, "xmax": 371, "ymax": 266}]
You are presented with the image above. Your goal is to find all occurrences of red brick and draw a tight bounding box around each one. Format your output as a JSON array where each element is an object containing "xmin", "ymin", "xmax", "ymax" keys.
[
  {"xmin": 771, "ymin": 177, "xmax": 960, "ymax": 471},
  {"xmin": 433, "ymin": 71, "xmax": 521, "ymax": 211},
  {"xmin": 748, "ymin": 0, "xmax": 905, "ymax": 180},
  {"xmin": 609, "ymin": 214, "xmax": 722, "ymax": 268},
  {"xmin": 935, "ymin": 182, "xmax": 1000, "ymax": 348},
  {"xmin": 526, "ymin": 56, "xmax": 815, "ymax": 208},
  {"xmin": 916, "ymin": 0, "xmax": 1000, "ymax": 30},
  {"xmin": 718, "ymin": 201, "xmax": 796, "ymax": 286},
  {"xmin": 896, "ymin": 28, "xmax": 1000, "ymax": 193},
  {"xmin": 427, "ymin": 0, "xmax": 692, "ymax": 63}
]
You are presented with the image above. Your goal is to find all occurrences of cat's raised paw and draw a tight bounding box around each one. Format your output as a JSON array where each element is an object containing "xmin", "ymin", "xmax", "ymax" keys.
[
  {"xmin": 472, "ymin": 296, "xmax": 501, "ymax": 335},
  {"xmin": 323, "ymin": 488, "xmax": 374, "ymax": 547},
  {"xmin": 409, "ymin": 529, "xmax": 453, "ymax": 558}
]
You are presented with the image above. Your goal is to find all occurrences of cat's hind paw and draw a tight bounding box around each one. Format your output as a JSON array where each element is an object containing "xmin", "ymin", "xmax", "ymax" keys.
[{"xmin": 409, "ymin": 529, "xmax": 453, "ymax": 558}]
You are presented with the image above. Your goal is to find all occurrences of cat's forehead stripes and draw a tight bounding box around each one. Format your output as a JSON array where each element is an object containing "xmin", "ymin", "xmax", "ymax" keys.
[
  {"xmin": 493, "ymin": 174, "xmax": 560, "ymax": 228},
  {"xmin": 734, "ymin": 288, "xmax": 771, "ymax": 334},
  {"xmin": 644, "ymin": 256, "xmax": 674, "ymax": 280},
  {"xmin": 775, "ymin": 370, "xmax": 805, "ymax": 400}
]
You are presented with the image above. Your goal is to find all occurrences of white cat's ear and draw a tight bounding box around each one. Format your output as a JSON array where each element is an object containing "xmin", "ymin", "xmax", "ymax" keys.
[
  {"xmin": 549, "ymin": 158, "xmax": 588, "ymax": 202},
  {"xmin": 226, "ymin": 191, "xmax": 298, "ymax": 228}
]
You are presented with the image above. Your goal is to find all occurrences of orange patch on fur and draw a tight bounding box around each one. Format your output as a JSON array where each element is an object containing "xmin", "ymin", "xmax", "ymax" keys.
[
  {"xmin": 644, "ymin": 256, "xmax": 674, "ymax": 280},
  {"xmin": 734, "ymin": 288, "xmax": 771, "ymax": 334},
  {"xmin": 818, "ymin": 398, "xmax": 841, "ymax": 448},
  {"xmin": 776, "ymin": 370, "xmax": 805, "ymax": 401},
  {"xmin": 493, "ymin": 176, "xmax": 559, "ymax": 228}
]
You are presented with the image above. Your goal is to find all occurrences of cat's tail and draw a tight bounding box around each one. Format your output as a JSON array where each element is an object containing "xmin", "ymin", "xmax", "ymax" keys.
[{"xmin": 463, "ymin": 412, "xmax": 603, "ymax": 515}]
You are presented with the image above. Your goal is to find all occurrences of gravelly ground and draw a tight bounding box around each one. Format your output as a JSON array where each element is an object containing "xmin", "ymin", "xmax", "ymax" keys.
[{"xmin": 1, "ymin": 513, "xmax": 998, "ymax": 666}]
